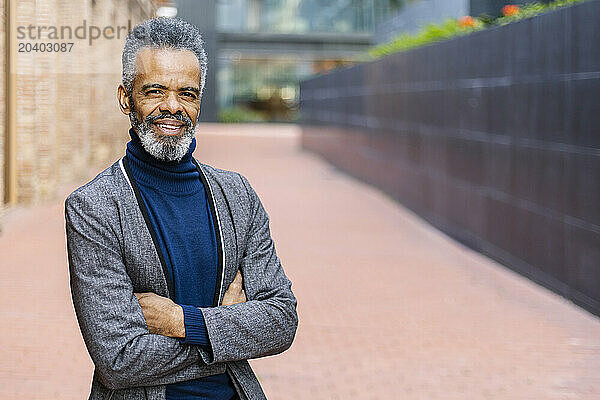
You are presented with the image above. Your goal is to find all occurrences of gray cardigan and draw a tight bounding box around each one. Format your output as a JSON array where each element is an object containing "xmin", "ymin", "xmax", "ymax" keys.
[{"xmin": 65, "ymin": 158, "xmax": 298, "ymax": 400}]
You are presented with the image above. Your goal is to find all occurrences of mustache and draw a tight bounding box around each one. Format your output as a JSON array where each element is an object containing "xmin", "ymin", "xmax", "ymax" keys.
[{"xmin": 145, "ymin": 112, "xmax": 193, "ymax": 128}]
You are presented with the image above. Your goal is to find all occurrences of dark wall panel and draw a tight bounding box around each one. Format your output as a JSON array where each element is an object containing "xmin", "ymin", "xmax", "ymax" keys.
[{"xmin": 300, "ymin": 0, "xmax": 600, "ymax": 316}]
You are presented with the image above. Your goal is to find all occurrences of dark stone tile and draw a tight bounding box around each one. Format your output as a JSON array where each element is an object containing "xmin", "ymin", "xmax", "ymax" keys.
[
  {"xmin": 564, "ymin": 152, "xmax": 600, "ymax": 228},
  {"xmin": 566, "ymin": 225, "xmax": 600, "ymax": 303},
  {"xmin": 538, "ymin": 149, "xmax": 568, "ymax": 214},
  {"xmin": 510, "ymin": 145, "xmax": 535, "ymax": 202},
  {"xmin": 423, "ymin": 91, "xmax": 437, "ymax": 126},
  {"xmin": 365, "ymin": 152, "xmax": 397, "ymax": 198},
  {"xmin": 531, "ymin": 8, "xmax": 569, "ymax": 76},
  {"xmin": 508, "ymin": 203, "xmax": 534, "ymax": 265},
  {"xmin": 419, "ymin": 172, "xmax": 435, "ymax": 217},
  {"xmin": 511, "ymin": 208, "xmax": 567, "ymax": 284},
  {"xmin": 368, "ymin": 130, "xmax": 393, "ymax": 160},
  {"xmin": 569, "ymin": 78, "xmax": 600, "ymax": 149},
  {"xmin": 367, "ymin": 91, "xmax": 379, "ymax": 122},
  {"xmin": 391, "ymin": 158, "xmax": 420, "ymax": 209},
  {"xmin": 404, "ymin": 167, "xmax": 427, "ymax": 213},
  {"xmin": 468, "ymin": 190, "xmax": 489, "ymax": 242},
  {"xmin": 507, "ymin": 83, "xmax": 533, "ymax": 140},
  {"xmin": 510, "ymin": 146, "xmax": 567, "ymax": 215},
  {"xmin": 389, "ymin": 131, "xmax": 411, "ymax": 162},
  {"xmin": 429, "ymin": 172, "xmax": 449, "ymax": 221},
  {"xmin": 428, "ymin": 90, "xmax": 445, "ymax": 127},
  {"xmin": 489, "ymin": 27, "xmax": 512, "ymax": 78},
  {"xmin": 446, "ymin": 184, "xmax": 487, "ymax": 242},
  {"xmin": 430, "ymin": 39, "xmax": 447, "ymax": 80},
  {"xmin": 406, "ymin": 131, "xmax": 423, "ymax": 166},
  {"xmin": 444, "ymin": 182, "xmax": 468, "ymax": 232},
  {"xmin": 423, "ymin": 134, "xmax": 447, "ymax": 174},
  {"xmin": 410, "ymin": 92, "xmax": 424, "ymax": 125},
  {"xmin": 510, "ymin": 20, "xmax": 534, "ymax": 77},
  {"xmin": 534, "ymin": 81, "xmax": 568, "ymax": 144},
  {"xmin": 487, "ymin": 85, "xmax": 510, "ymax": 137},
  {"xmin": 442, "ymin": 88, "xmax": 461, "ymax": 131},
  {"xmin": 468, "ymin": 87, "xmax": 490, "ymax": 133},
  {"xmin": 486, "ymin": 196, "xmax": 515, "ymax": 252},
  {"xmin": 570, "ymin": 0, "xmax": 600, "ymax": 74},
  {"xmin": 445, "ymin": 137, "xmax": 486, "ymax": 186},
  {"xmin": 485, "ymin": 141, "xmax": 512, "ymax": 194},
  {"xmin": 348, "ymin": 93, "xmax": 364, "ymax": 119},
  {"xmin": 381, "ymin": 57, "xmax": 399, "ymax": 88},
  {"xmin": 448, "ymin": 36, "xmax": 466, "ymax": 81}
]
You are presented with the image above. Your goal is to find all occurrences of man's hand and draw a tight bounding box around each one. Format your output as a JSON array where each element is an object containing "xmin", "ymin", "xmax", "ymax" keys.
[
  {"xmin": 134, "ymin": 270, "xmax": 246, "ymax": 338},
  {"xmin": 134, "ymin": 292, "xmax": 185, "ymax": 338},
  {"xmin": 222, "ymin": 270, "xmax": 246, "ymax": 306}
]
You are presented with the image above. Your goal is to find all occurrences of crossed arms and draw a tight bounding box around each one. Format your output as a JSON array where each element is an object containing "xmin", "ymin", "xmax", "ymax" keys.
[
  {"xmin": 132, "ymin": 269, "xmax": 246, "ymax": 340},
  {"xmin": 65, "ymin": 176, "xmax": 297, "ymax": 390}
]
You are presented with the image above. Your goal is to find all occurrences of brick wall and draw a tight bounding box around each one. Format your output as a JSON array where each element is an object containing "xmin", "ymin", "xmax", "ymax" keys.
[
  {"xmin": 0, "ymin": 0, "xmax": 5, "ymax": 229},
  {"xmin": 10, "ymin": 0, "xmax": 155, "ymax": 205}
]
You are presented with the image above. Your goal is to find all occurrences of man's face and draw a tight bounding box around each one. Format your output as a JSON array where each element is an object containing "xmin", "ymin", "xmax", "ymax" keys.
[{"xmin": 118, "ymin": 47, "xmax": 202, "ymax": 161}]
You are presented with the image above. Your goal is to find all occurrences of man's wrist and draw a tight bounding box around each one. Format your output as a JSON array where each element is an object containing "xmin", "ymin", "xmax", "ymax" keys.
[
  {"xmin": 179, "ymin": 305, "xmax": 210, "ymax": 346},
  {"xmin": 170, "ymin": 304, "xmax": 186, "ymax": 338}
]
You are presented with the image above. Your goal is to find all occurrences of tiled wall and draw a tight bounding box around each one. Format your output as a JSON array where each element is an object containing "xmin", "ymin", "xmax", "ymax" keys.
[{"xmin": 300, "ymin": 1, "xmax": 600, "ymax": 315}]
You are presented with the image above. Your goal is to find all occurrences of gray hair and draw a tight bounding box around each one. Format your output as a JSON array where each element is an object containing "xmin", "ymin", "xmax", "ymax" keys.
[{"xmin": 122, "ymin": 17, "xmax": 208, "ymax": 96}]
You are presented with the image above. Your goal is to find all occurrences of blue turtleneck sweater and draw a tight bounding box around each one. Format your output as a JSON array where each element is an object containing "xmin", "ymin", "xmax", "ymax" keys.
[{"xmin": 125, "ymin": 129, "xmax": 235, "ymax": 400}]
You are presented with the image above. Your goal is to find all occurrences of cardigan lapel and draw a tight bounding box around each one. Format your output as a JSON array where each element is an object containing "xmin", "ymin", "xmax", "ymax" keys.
[
  {"xmin": 195, "ymin": 160, "xmax": 240, "ymax": 306},
  {"xmin": 116, "ymin": 159, "xmax": 171, "ymax": 298}
]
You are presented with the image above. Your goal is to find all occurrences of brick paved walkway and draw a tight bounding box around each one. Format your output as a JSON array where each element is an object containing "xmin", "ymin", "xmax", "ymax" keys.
[{"xmin": 1, "ymin": 123, "xmax": 599, "ymax": 399}]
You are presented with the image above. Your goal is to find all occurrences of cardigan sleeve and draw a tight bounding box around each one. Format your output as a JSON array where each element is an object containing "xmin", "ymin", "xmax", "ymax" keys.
[
  {"xmin": 65, "ymin": 189, "xmax": 224, "ymax": 390},
  {"xmin": 199, "ymin": 174, "xmax": 298, "ymax": 363},
  {"xmin": 179, "ymin": 305, "xmax": 210, "ymax": 346}
]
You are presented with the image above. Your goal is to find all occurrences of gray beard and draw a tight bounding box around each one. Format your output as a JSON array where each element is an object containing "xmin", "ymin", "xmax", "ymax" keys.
[{"xmin": 129, "ymin": 110, "xmax": 196, "ymax": 163}]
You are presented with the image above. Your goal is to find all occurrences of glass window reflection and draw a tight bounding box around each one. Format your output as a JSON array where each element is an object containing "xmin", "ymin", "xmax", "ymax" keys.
[{"xmin": 217, "ymin": 0, "xmax": 394, "ymax": 34}]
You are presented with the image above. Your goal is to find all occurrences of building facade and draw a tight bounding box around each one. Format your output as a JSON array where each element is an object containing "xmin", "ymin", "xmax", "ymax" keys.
[
  {"xmin": 0, "ymin": 0, "xmax": 156, "ymax": 223},
  {"xmin": 176, "ymin": 0, "xmax": 395, "ymax": 122}
]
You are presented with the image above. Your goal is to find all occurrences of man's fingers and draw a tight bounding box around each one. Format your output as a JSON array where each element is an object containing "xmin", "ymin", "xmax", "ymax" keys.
[
  {"xmin": 232, "ymin": 270, "xmax": 243, "ymax": 287},
  {"xmin": 134, "ymin": 292, "xmax": 151, "ymax": 301},
  {"xmin": 222, "ymin": 270, "xmax": 246, "ymax": 306}
]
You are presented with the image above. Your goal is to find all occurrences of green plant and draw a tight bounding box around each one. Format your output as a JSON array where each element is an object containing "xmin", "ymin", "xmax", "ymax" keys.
[
  {"xmin": 217, "ymin": 107, "xmax": 266, "ymax": 123},
  {"xmin": 368, "ymin": 0, "xmax": 590, "ymax": 60},
  {"xmin": 369, "ymin": 17, "xmax": 485, "ymax": 59}
]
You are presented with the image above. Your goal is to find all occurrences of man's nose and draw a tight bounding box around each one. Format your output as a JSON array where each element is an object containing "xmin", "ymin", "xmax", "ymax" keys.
[{"xmin": 159, "ymin": 91, "xmax": 185, "ymax": 115}]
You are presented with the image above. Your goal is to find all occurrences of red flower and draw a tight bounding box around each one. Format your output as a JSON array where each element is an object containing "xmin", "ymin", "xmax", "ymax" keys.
[
  {"xmin": 458, "ymin": 16, "xmax": 476, "ymax": 28},
  {"xmin": 502, "ymin": 4, "xmax": 520, "ymax": 17}
]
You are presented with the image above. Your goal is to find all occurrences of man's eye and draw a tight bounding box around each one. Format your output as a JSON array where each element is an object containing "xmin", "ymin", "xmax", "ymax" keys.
[
  {"xmin": 146, "ymin": 90, "xmax": 162, "ymax": 95},
  {"xmin": 181, "ymin": 92, "xmax": 197, "ymax": 99}
]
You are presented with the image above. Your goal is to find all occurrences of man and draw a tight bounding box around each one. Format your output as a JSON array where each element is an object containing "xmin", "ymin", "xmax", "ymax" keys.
[{"xmin": 65, "ymin": 17, "xmax": 297, "ymax": 400}]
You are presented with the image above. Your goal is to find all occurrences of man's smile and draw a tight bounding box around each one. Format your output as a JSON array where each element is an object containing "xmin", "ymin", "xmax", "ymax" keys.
[{"xmin": 153, "ymin": 119, "xmax": 185, "ymax": 136}]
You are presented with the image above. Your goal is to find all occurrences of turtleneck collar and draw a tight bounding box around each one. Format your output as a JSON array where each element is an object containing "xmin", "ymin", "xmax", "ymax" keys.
[{"xmin": 125, "ymin": 128, "xmax": 202, "ymax": 194}]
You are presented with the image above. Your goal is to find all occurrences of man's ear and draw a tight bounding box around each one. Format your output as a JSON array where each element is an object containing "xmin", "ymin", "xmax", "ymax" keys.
[{"xmin": 117, "ymin": 84, "xmax": 131, "ymax": 115}]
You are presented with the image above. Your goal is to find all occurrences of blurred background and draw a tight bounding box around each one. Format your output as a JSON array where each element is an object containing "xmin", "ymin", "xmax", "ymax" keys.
[{"xmin": 1, "ymin": 0, "xmax": 599, "ymax": 398}]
